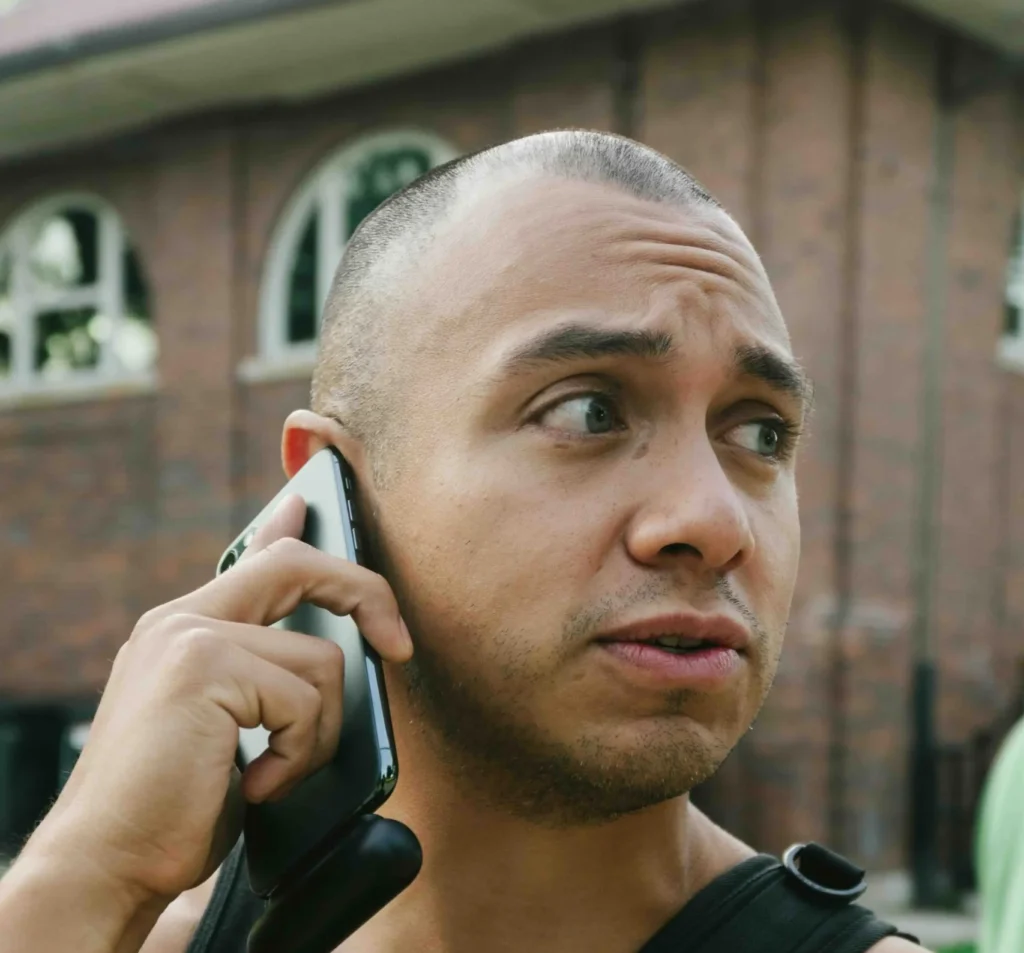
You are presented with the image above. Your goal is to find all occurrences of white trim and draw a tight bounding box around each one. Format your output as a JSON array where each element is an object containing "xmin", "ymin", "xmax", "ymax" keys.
[
  {"xmin": 318, "ymin": 174, "xmax": 342, "ymax": 317},
  {"xmin": 255, "ymin": 128, "xmax": 458, "ymax": 365},
  {"xmin": 98, "ymin": 207, "xmax": 122, "ymax": 375},
  {"xmin": 237, "ymin": 349, "xmax": 316, "ymax": 383},
  {"xmin": 0, "ymin": 192, "xmax": 156, "ymax": 398},
  {"xmin": 997, "ymin": 335, "xmax": 1024, "ymax": 374},
  {"xmin": 0, "ymin": 370, "xmax": 157, "ymax": 409},
  {"xmin": 8, "ymin": 223, "xmax": 31, "ymax": 387}
]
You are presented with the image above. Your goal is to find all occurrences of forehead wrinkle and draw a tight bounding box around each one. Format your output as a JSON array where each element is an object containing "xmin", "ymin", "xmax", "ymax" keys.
[
  {"xmin": 401, "ymin": 178, "xmax": 780, "ymax": 370},
  {"xmin": 601, "ymin": 221, "xmax": 766, "ymax": 297}
]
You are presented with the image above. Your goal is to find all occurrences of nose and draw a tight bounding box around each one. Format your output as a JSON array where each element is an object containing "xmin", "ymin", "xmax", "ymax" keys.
[{"xmin": 625, "ymin": 433, "xmax": 755, "ymax": 575}]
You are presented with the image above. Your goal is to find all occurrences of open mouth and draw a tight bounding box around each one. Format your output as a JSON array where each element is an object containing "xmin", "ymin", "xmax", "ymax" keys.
[
  {"xmin": 597, "ymin": 635, "xmax": 720, "ymax": 655},
  {"xmin": 637, "ymin": 636, "xmax": 714, "ymax": 654}
]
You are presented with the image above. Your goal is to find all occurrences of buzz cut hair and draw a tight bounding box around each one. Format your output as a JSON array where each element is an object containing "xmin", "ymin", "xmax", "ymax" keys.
[{"xmin": 310, "ymin": 129, "xmax": 720, "ymax": 477}]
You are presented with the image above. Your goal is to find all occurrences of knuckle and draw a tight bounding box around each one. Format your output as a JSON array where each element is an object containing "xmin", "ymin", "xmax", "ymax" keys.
[
  {"xmin": 132, "ymin": 605, "xmax": 172, "ymax": 640},
  {"xmin": 371, "ymin": 572, "xmax": 396, "ymax": 603},
  {"xmin": 315, "ymin": 639, "xmax": 345, "ymax": 679},
  {"xmin": 263, "ymin": 536, "xmax": 310, "ymax": 564},
  {"xmin": 163, "ymin": 625, "xmax": 223, "ymax": 674},
  {"xmin": 129, "ymin": 609, "xmax": 190, "ymax": 649}
]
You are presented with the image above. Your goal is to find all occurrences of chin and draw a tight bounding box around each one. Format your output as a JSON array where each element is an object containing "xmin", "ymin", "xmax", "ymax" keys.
[
  {"xmin": 508, "ymin": 717, "xmax": 737, "ymax": 824},
  {"xmin": 594, "ymin": 714, "xmax": 734, "ymax": 780}
]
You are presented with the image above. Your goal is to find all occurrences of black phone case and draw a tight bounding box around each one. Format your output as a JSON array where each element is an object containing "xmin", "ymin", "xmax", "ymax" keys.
[
  {"xmin": 247, "ymin": 815, "xmax": 422, "ymax": 953},
  {"xmin": 216, "ymin": 448, "xmax": 398, "ymax": 898}
]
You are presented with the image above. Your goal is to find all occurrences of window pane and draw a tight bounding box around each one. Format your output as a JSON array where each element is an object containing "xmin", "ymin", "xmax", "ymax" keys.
[
  {"xmin": 29, "ymin": 209, "xmax": 99, "ymax": 290},
  {"xmin": 1005, "ymin": 303, "xmax": 1020, "ymax": 338},
  {"xmin": 0, "ymin": 253, "xmax": 10, "ymax": 379},
  {"xmin": 35, "ymin": 307, "xmax": 102, "ymax": 377},
  {"xmin": 1006, "ymin": 212, "xmax": 1023, "ymax": 338},
  {"xmin": 287, "ymin": 211, "xmax": 319, "ymax": 344},
  {"xmin": 117, "ymin": 246, "xmax": 158, "ymax": 373},
  {"xmin": 123, "ymin": 245, "xmax": 150, "ymax": 319},
  {"xmin": 345, "ymin": 147, "xmax": 433, "ymax": 237}
]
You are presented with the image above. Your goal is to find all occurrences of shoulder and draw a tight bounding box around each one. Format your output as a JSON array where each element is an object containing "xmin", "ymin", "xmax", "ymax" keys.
[
  {"xmin": 138, "ymin": 876, "xmax": 218, "ymax": 953},
  {"xmin": 866, "ymin": 936, "xmax": 933, "ymax": 953}
]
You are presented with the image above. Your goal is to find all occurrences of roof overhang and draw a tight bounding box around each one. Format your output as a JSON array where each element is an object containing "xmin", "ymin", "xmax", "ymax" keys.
[
  {"xmin": 903, "ymin": 0, "xmax": 1024, "ymax": 56},
  {"xmin": 0, "ymin": 0, "xmax": 680, "ymax": 162},
  {"xmin": 0, "ymin": 0, "xmax": 1019, "ymax": 164}
]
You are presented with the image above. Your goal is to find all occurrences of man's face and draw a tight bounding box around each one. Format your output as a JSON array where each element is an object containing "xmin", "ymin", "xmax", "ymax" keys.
[{"xmin": 367, "ymin": 176, "xmax": 805, "ymax": 823}]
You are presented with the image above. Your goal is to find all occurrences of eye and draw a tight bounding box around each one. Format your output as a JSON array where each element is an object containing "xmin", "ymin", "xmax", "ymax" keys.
[
  {"xmin": 728, "ymin": 419, "xmax": 790, "ymax": 458},
  {"xmin": 537, "ymin": 393, "xmax": 624, "ymax": 436}
]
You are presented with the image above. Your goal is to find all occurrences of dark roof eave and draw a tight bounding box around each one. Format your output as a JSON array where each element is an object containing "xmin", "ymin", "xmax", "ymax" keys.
[{"xmin": 0, "ymin": 0, "xmax": 353, "ymax": 84}]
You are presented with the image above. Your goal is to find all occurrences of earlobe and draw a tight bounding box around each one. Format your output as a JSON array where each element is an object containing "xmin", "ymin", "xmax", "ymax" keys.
[{"xmin": 280, "ymin": 410, "xmax": 364, "ymax": 479}]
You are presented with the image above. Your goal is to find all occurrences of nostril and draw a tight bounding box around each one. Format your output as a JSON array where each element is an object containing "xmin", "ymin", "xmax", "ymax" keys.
[{"xmin": 661, "ymin": 542, "xmax": 702, "ymax": 558}]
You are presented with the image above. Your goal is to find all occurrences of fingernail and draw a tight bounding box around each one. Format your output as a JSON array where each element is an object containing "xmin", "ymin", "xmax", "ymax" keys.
[
  {"xmin": 400, "ymin": 617, "xmax": 414, "ymax": 654},
  {"xmin": 273, "ymin": 493, "xmax": 296, "ymax": 514}
]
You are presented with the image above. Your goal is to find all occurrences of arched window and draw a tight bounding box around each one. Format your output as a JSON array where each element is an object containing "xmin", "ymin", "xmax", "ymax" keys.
[
  {"xmin": 253, "ymin": 130, "xmax": 457, "ymax": 372},
  {"xmin": 0, "ymin": 195, "xmax": 156, "ymax": 395}
]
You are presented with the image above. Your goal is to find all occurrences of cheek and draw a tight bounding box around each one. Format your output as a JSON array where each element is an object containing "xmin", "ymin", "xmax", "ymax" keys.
[
  {"xmin": 748, "ymin": 481, "xmax": 801, "ymax": 622},
  {"xmin": 378, "ymin": 454, "xmax": 613, "ymax": 652}
]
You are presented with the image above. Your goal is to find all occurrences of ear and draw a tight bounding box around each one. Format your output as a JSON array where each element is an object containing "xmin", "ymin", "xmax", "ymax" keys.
[{"xmin": 281, "ymin": 410, "xmax": 366, "ymax": 479}]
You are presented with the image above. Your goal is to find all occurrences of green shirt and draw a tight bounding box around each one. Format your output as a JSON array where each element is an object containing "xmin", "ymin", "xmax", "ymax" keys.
[{"xmin": 977, "ymin": 716, "xmax": 1024, "ymax": 953}]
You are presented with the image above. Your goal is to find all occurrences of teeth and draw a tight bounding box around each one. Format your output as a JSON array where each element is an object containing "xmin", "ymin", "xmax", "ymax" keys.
[{"xmin": 651, "ymin": 635, "xmax": 705, "ymax": 649}]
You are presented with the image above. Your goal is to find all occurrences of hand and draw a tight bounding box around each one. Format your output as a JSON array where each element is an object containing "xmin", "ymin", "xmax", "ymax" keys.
[{"xmin": 36, "ymin": 494, "xmax": 412, "ymax": 906}]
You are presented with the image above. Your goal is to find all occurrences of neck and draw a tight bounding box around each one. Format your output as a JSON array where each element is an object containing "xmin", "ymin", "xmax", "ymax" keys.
[{"xmin": 345, "ymin": 754, "xmax": 753, "ymax": 953}]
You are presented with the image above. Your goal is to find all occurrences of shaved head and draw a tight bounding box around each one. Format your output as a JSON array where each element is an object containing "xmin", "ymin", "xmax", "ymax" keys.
[
  {"xmin": 290, "ymin": 125, "xmax": 801, "ymax": 827},
  {"xmin": 310, "ymin": 130, "xmax": 721, "ymax": 477}
]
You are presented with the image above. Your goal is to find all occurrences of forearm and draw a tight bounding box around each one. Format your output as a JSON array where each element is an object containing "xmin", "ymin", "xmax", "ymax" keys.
[{"xmin": 0, "ymin": 828, "xmax": 169, "ymax": 953}]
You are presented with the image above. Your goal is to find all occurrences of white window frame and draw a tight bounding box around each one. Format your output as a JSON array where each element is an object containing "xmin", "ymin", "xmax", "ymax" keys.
[
  {"xmin": 243, "ymin": 129, "xmax": 457, "ymax": 382},
  {"xmin": 998, "ymin": 199, "xmax": 1024, "ymax": 373},
  {"xmin": 0, "ymin": 193, "xmax": 156, "ymax": 404}
]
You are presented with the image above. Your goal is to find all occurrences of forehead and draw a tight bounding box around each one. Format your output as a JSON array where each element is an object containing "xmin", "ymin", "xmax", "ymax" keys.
[{"xmin": 400, "ymin": 175, "xmax": 790, "ymax": 369}]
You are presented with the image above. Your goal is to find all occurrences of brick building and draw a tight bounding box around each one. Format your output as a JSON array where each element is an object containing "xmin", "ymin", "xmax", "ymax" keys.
[{"xmin": 0, "ymin": 0, "xmax": 1022, "ymax": 878}]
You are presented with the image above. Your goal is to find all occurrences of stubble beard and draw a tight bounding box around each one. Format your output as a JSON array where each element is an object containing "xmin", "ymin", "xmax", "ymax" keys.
[
  {"xmin": 374, "ymin": 516, "xmax": 779, "ymax": 827},
  {"xmin": 399, "ymin": 624, "xmax": 755, "ymax": 829}
]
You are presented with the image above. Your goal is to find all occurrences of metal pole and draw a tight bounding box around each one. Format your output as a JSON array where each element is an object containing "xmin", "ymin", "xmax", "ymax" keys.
[
  {"xmin": 828, "ymin": 0, "xmax": 869, "ymax": 854},
  {"xmin": 910, "ymin": 31, "xmax": 955, "ymax": 909}
]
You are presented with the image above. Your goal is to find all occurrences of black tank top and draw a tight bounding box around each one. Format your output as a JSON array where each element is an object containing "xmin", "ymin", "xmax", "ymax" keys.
[{"xmin": 186, "ymin": 840, "xmax": 917, "ymax": 953}]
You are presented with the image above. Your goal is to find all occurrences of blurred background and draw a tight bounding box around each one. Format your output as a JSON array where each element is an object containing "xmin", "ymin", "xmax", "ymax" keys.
[{"xmin": 0, "ymin": 0, "xmax": 1022, "ymax": 948}]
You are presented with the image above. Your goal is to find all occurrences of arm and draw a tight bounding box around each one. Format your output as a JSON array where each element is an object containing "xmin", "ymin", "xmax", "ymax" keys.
[
  {"xmin": 0, "ymin": 832, "xmax": 168, "ymax": 953},
  {"xmin": 137, "ymin": 879, "xmax": 219, "ymax": 953},
  {"xmin": 0, "ymin": 495, "xmax": 411, "ymax": 953}
]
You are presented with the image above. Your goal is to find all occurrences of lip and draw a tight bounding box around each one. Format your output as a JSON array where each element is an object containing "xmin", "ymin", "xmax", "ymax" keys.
[
  {"xmin": 591, "ymin": 612, "xmax": 750, "ymax": 690},
  {"xmin": 593, "ymin": 612, "xmax": 751, "ymax": 653}
]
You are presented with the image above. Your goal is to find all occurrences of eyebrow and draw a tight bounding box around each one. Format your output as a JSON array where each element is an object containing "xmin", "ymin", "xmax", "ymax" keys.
[
  {"xmin": 495, "ymin": 324, "xmax": 675, "ymax": 378},
  {"xmin": 492, "ymin": 321, "xmax": 813, "ymax": 411},
  {"xmin": 734, "ymin": 344, "xmax": 814, "ymax": 411}
]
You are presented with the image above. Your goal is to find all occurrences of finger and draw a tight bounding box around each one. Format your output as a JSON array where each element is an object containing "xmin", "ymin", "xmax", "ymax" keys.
[
  {"xmin": 181, "ymin": 541, "xmax": 413, "ymax": 663},
  {"xmin": 191, "ymin": 619, "xmax": 344, "ymax": 773},
  {"xmin": 202, "ymin": 641, "xmax": 326, "ymax": 803},
  {"xmin": 238, "ymin": 494, "xmax": 307, "ymax": 563}
]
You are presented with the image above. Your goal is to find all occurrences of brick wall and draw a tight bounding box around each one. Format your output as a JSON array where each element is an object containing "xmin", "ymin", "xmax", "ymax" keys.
[{"xmin": 0, "ymin": 0, "xmax": 1021, "ymax": 869}]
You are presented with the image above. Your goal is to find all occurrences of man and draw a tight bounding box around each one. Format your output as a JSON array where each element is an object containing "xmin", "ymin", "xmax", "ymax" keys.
[
  {"xmin": 977, "ymin": 714, "xmax": 1024, "ymax": 953},
  {"xmin": 0, "ymin": 131, "xmax": 925, "ymax": 953}
]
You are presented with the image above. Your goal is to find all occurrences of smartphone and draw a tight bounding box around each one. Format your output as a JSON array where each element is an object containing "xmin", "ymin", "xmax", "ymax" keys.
[{"xmin": 216, "ymin": 447, "xmax": 398, "ymax": 899}]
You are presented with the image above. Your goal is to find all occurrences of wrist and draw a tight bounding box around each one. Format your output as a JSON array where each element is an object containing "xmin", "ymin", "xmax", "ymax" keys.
[
  {"xmin": 0, "ymin": 843, "xmax": 169, "ymax": 953},
  {"xmin": 31, "ymin": 804, "xmax": 170, "ymax": 899}
]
